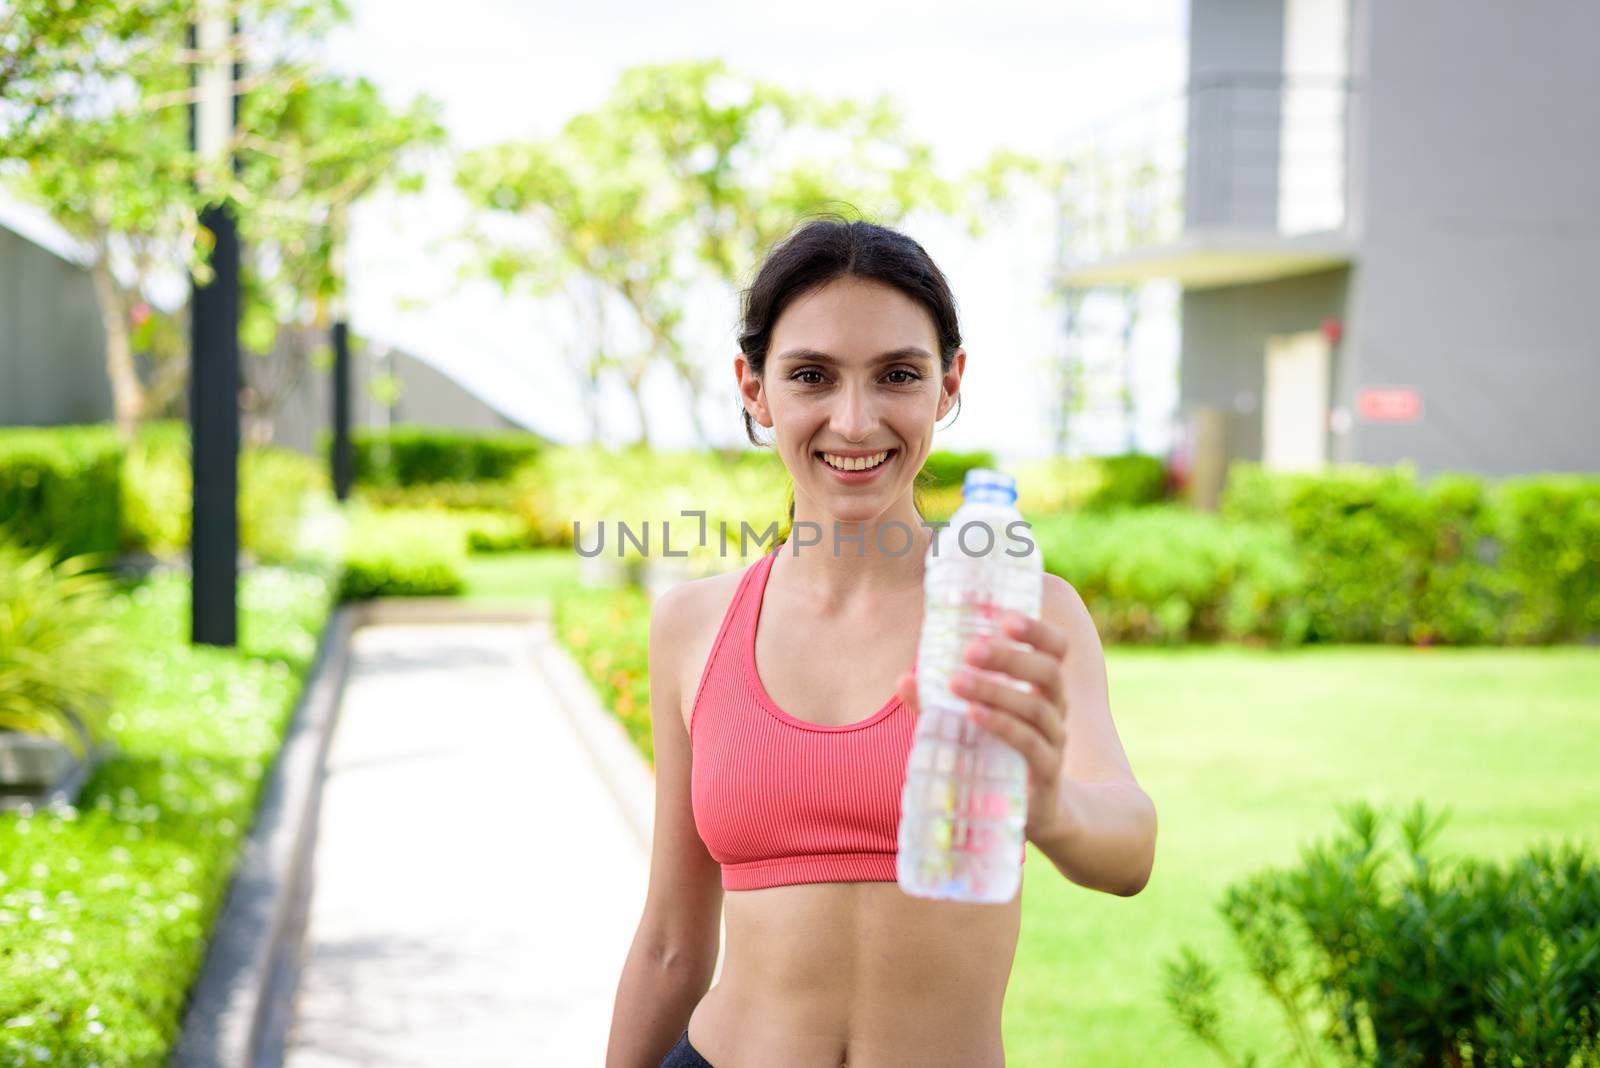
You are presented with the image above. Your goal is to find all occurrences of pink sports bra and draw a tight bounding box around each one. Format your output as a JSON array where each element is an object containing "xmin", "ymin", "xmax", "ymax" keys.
[{"xmin": 688, "ymin": 547, "xmax": 1026, "ymax": 891}]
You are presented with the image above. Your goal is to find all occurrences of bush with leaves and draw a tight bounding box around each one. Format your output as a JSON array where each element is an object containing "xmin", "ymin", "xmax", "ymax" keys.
[
  {"xmin": 1222, "ymin": 462, "xmax": 1600, "ymax": 645},
  {"xmin": 1165, "ymin": 800, "xmax": 1600, "ymax": 1067},
  {"xmin": 1012, "ymin": 452, "xmax": 1170, "ymax": 515},
  {"xmin": 0, "ymin": 426, "xmax": 123, "ymax": 557},
  {"xmin": 0, "ymin": 538, "xmax": 125, "ymax": 768},
  {"xmin": 1030, "ymin": 507, "xmax": 1308, "ymax": 645}
]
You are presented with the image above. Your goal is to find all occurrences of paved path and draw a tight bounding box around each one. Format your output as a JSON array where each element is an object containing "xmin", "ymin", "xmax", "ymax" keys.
[{"xmin": 279, "ymin": 620, "xmax": 650, "ymax": 1067}]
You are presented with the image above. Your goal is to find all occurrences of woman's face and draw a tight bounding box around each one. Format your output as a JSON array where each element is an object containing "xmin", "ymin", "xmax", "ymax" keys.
[{"xmin": 738, "ymin": 276, "xmax": 965, "ymax": 524}]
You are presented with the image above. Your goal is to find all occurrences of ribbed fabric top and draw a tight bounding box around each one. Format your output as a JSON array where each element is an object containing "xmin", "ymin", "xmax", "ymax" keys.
[{"xmin": 688, "ymin": 547, "xmax": 1025, "ymax": 891}]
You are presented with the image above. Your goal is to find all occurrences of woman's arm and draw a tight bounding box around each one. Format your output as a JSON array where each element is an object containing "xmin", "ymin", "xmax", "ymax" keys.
[
  {"xmin": 1025, "ymin": 575, "xmax": 1157, "ymax": 896},
  {"xmin": 605, "ymin": 582, "xmax": 725, "ymax": 1068}
]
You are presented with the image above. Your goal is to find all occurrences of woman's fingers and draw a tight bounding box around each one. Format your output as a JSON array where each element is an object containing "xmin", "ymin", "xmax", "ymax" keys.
[
  {"xmin": 951, "ymin": 669, "xmax": 1065, "ymax": 751},
  {"xmin": 962, "ymin": 636, "xmax": 1063, "ymax": 706}
]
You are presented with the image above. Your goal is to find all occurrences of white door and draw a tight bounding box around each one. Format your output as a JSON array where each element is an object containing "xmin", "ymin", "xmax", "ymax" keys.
[{"xmin": 1262, "ymin": 330, "xmax": 1330, "ymax": 471}]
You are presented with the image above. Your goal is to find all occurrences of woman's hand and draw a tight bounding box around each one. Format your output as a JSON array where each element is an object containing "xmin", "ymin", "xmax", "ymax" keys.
[{"xmin": 893, "ymin": 611, "xmax": 1074, "ymax": 842}]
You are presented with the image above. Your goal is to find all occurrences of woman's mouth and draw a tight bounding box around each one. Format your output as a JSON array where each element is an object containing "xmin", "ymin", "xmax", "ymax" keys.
[{"xmin": 816, "ymin": 448, "xmax": 896, "ymax": 482}]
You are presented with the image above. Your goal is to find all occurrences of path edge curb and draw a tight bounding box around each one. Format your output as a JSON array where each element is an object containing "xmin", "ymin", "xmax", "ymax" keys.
[{"xmin": 171, "ymin": 597, "xmax": 558, "ymax": 1067}]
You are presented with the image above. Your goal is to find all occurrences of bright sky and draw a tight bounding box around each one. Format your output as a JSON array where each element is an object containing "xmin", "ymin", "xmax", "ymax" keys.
[{"xmin": 321, "ymin": 0, "xmax": 1189, "ymax": 459}]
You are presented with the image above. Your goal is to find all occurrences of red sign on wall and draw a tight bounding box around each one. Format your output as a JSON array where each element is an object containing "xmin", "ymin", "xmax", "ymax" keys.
[{"xmin": 1356, "ymin": 387, "xmax": 1423, "ymax": 423}]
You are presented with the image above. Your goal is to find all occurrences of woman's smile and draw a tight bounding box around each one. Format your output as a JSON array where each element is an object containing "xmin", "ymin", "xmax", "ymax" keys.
[{"xmin": 816, "ymin": 447, "xmax": 897, "ymax": 483}]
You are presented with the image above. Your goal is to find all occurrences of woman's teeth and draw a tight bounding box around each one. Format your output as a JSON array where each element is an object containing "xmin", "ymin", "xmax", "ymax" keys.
[{"xmin": 820, "ymin": 450, "xmax": 890, "ymax": 471}]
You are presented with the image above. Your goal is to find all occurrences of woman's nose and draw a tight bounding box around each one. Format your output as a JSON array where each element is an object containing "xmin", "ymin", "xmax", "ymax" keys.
[{"xmin": 830, "ymin": 383, "xmax": 877, "ymax": 441}]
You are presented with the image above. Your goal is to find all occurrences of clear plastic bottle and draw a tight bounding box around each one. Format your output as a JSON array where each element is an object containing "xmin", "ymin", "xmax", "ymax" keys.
[{"xmin": 897, "ymin": 468, "xmax": 1043, "ymax": 903}]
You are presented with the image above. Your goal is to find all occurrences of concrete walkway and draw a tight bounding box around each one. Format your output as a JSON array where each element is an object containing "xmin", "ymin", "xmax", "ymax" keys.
[{"xmin": 277, "ymin": 619, "xmax": 650, "ymax": 1066}]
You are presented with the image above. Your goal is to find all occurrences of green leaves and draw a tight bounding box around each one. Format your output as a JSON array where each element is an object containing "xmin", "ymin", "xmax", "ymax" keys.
[
  {"xmin": 1165, "ymin": 801, "xmax": 1600, "ymax": 1067},
  {"xmin": 0, "ymin": 538, "xmax": 124, "ymax": 761}
]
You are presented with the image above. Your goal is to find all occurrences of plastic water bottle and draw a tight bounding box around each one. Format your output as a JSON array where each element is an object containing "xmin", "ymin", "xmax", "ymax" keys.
[{"xmin": 897, "ymin": 468, "xmax": 1043, "ymax": 903}]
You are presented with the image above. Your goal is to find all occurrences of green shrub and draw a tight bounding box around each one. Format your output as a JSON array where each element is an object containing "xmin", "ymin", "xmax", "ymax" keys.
[
  {"xmin": 0, "ymin": 425, "xmax": 122, "ymax": 557},
  {"xmin": 1031, "ymin": 507, "xmax": 1308, "ymax": 645},
  {"xmin": 553, "ymin": 585, "xmax": 653, "ymax": 764},
  {"xmin": 355, "ymin": 480, "xmax": 523, "ymax": 512},
  {"xmin": 1165, "ymin": 800, "xmax": 1600, "ymax": 1067},
  {"xmin": 917, "ymin": 449, "xmax": 997, "ymax": 490},
  {"xmin": 0, "ymin": 538, "xmax": 125, "ymax": 763},
  {"xmin": 337, "ymin": 509, "xmax": 466, "ymax": 600},
  {"xmin": 1221, "ymin": 462, "xmax": 1600, "ymax": 645},
  {"xmin": 1495, "ymin": 474, "xmax": 1600, "ymax": 643},
  {"xmin": 516, "ymin": 446, "xmax": 790, "ymax": 567},
  {"xmin": 121, "ymin": 422, "xmax": 332, "ymax": 564},
  {"xmin": 241, "ymin": 447, "xmax": 333, "ymax": 565},
  {"xmin": 1013, "ymin": 452, "xmax": 1169, "ymax": 515},
  {"xmin": 120, "ymin": 422, "xmax": 189, "ymax": 554},
  {"xmin": 341, "ymin": 424, "xmax": 546, "ymax": 486}
]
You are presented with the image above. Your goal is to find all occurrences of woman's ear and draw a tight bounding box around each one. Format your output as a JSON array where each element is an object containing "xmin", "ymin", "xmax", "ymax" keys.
[
  {"xmin": 735, "ymin": 352, "xmax": 773, "ymax": 428},
  {"xmin": 937, "ymin": 348, "xmax": 967, "ymax": 421}
]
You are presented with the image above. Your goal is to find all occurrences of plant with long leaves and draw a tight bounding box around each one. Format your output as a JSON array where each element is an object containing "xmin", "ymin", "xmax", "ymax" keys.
[{"xmin": 0, "ymin": 537, "xmax": 126, "ymax": 762}]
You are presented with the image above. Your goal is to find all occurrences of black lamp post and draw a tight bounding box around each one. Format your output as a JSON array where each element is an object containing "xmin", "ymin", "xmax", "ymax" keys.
[{"xmin": 187, "ymin": 3, "xmax": 240, "ymax": 647}]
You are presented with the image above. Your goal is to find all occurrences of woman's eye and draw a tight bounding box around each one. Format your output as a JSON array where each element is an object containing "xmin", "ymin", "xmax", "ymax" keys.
[
  {"xmin": 792, "ymin": 369, "xmax": 826, "ymax": 385},
  {"xmin": 886, "ymin": 368, "xmax": 922, "ymax": 384}
]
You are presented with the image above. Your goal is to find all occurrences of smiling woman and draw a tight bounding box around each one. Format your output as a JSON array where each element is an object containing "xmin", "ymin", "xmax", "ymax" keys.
[{"xmin": 606, "ymin": 216, "xmax": 1157, "ymax": 1068}]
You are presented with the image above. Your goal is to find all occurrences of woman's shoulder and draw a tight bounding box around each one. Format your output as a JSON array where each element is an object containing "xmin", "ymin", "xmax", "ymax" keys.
[{"xmin": 649, "ymin": 558, "xmax": 760, "ymax": 696}]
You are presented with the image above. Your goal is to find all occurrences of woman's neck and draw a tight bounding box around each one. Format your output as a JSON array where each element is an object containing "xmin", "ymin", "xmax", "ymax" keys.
[{"xmin": 779, "ymin": 494, "xmax": 933, "ymax": 611}]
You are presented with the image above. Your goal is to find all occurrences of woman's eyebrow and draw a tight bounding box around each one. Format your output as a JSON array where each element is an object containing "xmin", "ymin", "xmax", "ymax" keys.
[{"xmin": 774, "ymin": 346, "xmax": 935, "ymax": 364}]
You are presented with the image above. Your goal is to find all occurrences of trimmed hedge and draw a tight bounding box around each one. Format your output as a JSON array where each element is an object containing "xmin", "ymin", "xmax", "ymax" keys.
[
  {"xmin": 1222, "ymin": 462, "xmax": 1600, "ymax": 645},
  {"xmin": 1032, "ymin": 507, "xmax": 1309, "ymax": 645},
  {"xmin": 340, "ymin": 424, "xmax": 547, "ymax": 486},
  {"xmin": 0, "ymin": 426, "xmax": 123, "ymax": 557},
  {"xmin": 336, "ymin": 508, "xmax": 467, "ymax": 600}
]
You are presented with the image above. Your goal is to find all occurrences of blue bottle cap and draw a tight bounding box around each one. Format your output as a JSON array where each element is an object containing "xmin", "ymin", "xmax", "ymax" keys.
[{"xmin": 961, "ymin": 468, "xmax": 1017, "ymax": 505}]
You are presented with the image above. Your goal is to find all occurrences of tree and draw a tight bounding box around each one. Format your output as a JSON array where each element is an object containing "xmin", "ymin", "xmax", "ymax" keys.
[
  {"xmin": 457, "ymin": 115, "xmax": 682, "ymax": 446},
  {"xmin": 0, "ymin": 0, "xmax": 173, "ymax": 157},
  {"xmin": 232, "ymin": 72, "xmax": 446, "ymax": 443},
  {"xmin": 0, "ymin": 0, "xmax": 386, "ymax": 442},
  {"xmin": 457, "ymin": 58, "xmax": 972, "ymax": 448}
]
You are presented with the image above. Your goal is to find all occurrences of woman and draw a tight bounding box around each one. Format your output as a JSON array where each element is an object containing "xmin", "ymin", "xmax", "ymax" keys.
[{"xmin": 606, "ymin": 218, "xmax": 1157, "ymax": 1068}]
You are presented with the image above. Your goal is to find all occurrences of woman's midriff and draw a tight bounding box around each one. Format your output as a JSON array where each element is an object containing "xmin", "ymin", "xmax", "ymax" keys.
[{"xmin": 685, "ymin": 880, "xmax": 1022, "ymax": 1068}]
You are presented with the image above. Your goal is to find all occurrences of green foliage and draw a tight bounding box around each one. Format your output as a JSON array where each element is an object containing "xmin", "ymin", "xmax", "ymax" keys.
[
  {"xmin": 917, "ymin": 450, "xmax": 997, "ymax": 490},
  {"xmin": 553, "ymin": 586, "xmax": 654, "ymax": 765},
  {"xmin": 1221, "ymin": 462, "xmax": 1600, "ymax": 645},
  {"xmin": 336, "ymin": 508, "xmax": 466, "ymax": 600},
  {"xmin": 119, "ymin": 421, "xmax": 189, "ymax": 553},
  {"xmin": 119, "ymin": 421, "xmax": 331, "ymax": 563},
  {"xmin": 234, "ymin": 71, "xmax": 446, "ymax": 359},
  {"xmin": 1494, "ymin": 474, "xmax": 1600, "ymax": 643},
  {"xmin": 1165, "ymin": 801, "xmax": 1600, "ymax": 1067},
  {"xmin": 1013, "ymin": 452, "xmax": 1170, "ymax": 514},
  {"xmin": 0, "ymin": 538, "xmax": 124, "ymax": 761},
  {"xmin": 0, "ymin": 566, "xmax": 333, "ymax": 1067},
  {"xmin": 514, "ymin": 445, "xmax": 790, "ymax": 565},
  {"xmin": 1031, "ymin": 507, "xmax": 1309, "ymax": 645},
  {"xmin": 455, "ymin": 57, "xmax": 967, "ymax": 445},
  {"xmin": 354, "ymin": 480, "xmax": 523, "ymax": 513},
  {"xmin": 0, "ymin": 426, "xmax": 123, "ymax": 557},
  {"xmin": 342, "ymin": 424, "xmax": 547, "ymax": 487}
]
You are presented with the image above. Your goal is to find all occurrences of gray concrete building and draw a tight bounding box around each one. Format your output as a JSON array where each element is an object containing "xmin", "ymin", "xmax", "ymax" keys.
[
  {"xmin": 1064, "ymin": 0, "xmax": 1599, "ymax": 491},
  {"xmin": 0, "ymin": 218, "xmax": 112, "ymax": 425}
]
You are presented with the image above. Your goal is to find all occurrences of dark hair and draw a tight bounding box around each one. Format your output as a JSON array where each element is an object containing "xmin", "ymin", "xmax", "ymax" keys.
[{"xmin": 737, "ymin": 214, "xmax": 963, "ymax": 523}]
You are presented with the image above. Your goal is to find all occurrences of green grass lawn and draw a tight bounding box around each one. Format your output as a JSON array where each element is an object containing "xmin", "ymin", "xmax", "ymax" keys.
[
  {"xmin": 1011, "ymin": 644, "xmax": 1600, "ymax": 1067},
  {"xmin": 463, "ymin": 551, "xmax": 1600, "ymax": 1067}
]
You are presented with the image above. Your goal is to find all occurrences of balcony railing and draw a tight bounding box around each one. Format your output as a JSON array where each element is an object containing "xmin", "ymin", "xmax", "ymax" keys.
[{"xmin": 1061, "ymin": 72, "xmax": 1356, "ymax": 269}]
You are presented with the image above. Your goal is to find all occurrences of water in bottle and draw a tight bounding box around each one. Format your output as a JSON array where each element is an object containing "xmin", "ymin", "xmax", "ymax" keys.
[{"xmin": 897, "ymin": 468, "xmax": 1044, "ymax": 903}]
